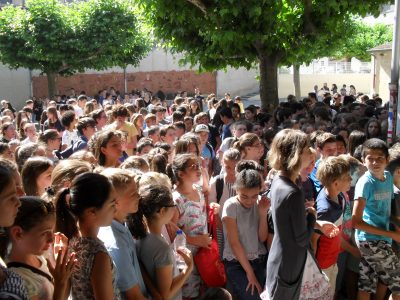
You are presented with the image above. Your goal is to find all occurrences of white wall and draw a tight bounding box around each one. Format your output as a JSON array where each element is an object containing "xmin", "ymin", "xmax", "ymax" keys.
[
  {"xmin": 217, "ymin": 67, "xmax": 259, "ymax": 97},
  {"xmin": 0, "ymin": 63, "xmax": 31, "ymax": 109}
]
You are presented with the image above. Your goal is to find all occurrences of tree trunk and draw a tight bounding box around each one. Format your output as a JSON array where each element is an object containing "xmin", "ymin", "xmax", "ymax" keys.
[
  {"xmin": 259, "ymin": 54, "xmax": 279, "ymax": 111},
  {"xmin": 293, "ymin": 64, "xmax": 301, "ymax": 100},
  {"xmin": 46, "ymin": 72, "xmax": 57, "ymax": 100}
]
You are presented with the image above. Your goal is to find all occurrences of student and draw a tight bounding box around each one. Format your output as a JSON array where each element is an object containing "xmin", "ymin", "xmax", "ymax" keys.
[
  {"xmin": 71, "ymin": 117, "xmax": 97, "ymax": 154},
  {"xmin": 314, "ymin": 156, "xmax": 352, "ymax": 294},
  {"xmin": 7, "ymin": 197, "xmax": 75, "ymax": 300},
  {"xmin": 218, "ymin": 121, "xmax": 248, "ymax": 162},
  {"xmin": 109, "ymin": 106, "xmax": 138, "ymax": 155},
  {"xmin": 222, "ymin": 169, "xmax": 268, "ymax": 300},
  {"xmin": 352, "ymin": 138, "xmax": 400, "ymax": 300},
  {"xmin": 20, "ymin": 123, "xmax": 38, "ymax": 145},
  {"xmin": 98, "ymin": 169, "xmax": 153, "ymax": 300},
  {"xmin": 21, "ymin": 157, "xmax": 54, "ymax": 197},
  {"xmin": 168, "ymin": 154, "xmax": 210, "ymax": 299},
  {"xmin": 233, "ymin": 133, "xmax": 264, "ymax": 162},
  {"xmin": 132, "ymin": 184, "xmax": 193, "ymax": 300},
  {"xmin": 300, "ymin": 147, "xmax": 317, "ymax": 206},
  {"xmin": 209, "ymin": 149, "xmax": 241, "ymax": 258},
  {"xmin": 55, "ymin": 173, "xmax": 119, "ymax": 300},
  {"xmin": 309, "ymin": 132, "xmax": 338, "ymax": 193},
  {"xmin": 91, "ymin": 130, "xmax": 123, "ymax": 167},
  {"xmin": 60, "ymin": 110, "xmax": 78, "ymax": 150},
  {"xmin": 0, "ymin": 164, "xmax": 29, "ymax": 299}
]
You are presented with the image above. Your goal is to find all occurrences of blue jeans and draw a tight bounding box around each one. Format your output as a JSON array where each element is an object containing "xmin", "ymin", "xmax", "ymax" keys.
[{"xmin": 224, "ymin": 256, "xmax": 266, "ymax": 300}]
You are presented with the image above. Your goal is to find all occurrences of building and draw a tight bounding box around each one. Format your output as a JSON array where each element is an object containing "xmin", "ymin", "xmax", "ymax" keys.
[{"xmin": 368, "ymin": 42, "xmax": 392, "ymax": 102}]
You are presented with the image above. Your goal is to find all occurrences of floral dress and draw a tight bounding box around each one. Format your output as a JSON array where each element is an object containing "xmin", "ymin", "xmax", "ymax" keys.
[
  {"xmin": 173, "ymin": 185, "xmax": 207, "ymax": 298},
  {"xmin": 68, "ymin": 237, "xmax": 120, "ymax": 300}
]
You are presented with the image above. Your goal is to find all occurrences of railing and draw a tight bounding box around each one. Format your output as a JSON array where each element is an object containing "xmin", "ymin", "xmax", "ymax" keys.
[{"xmin": 279, "ymin": 61, "xmax": 372, "ymax": 75}]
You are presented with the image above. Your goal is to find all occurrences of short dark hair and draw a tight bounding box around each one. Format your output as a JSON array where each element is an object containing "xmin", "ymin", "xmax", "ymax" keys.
[
  {"xmin": 362, "ymin": 138, "xmax": 389, "ymax": 159},
  {"xmin": 220, "ymin": 107, "xmax": 233, "ymax": 119},
  {"xmin": 61, "ymin": 110, "xmax": 76, "ymax": 128},
  {"xmin": 112, "ymin": 105, "xmax": 129, "ymax": 118},
  {"xmin": 77, "ymin": 117, "xmax": 96, "ymax": 135}
]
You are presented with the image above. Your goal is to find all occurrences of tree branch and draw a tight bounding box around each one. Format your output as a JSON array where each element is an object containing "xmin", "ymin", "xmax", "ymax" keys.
[
  {"xmin": 186, "ymin": 0, "xmax": 207, "ymax": 15},
  {"xmin": 58, "ymin": 50, "xmax": 102, "ymax": 73},
  {"xmin": 303, "ymin": 0, "xmax": 316, "ymax": 36}
]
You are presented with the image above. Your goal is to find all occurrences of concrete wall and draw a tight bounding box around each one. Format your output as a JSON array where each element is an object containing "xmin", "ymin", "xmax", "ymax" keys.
[
  {"xmin": 278, "ymin": 73, "xmax": 372, "ymax": 99},
  {"xmin": 0, "ymin": 63, "xmax": 31, "ymax": 110},
  {"xmin": 216, "ymin": 67, "xmax": 259, "ymax": 97},
  {"xmin": 372, "ymin": 51, "xmax": 391, "ymax": 102}
]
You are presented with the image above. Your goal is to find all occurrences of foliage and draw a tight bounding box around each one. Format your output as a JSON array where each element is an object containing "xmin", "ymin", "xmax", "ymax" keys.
[
  {"xmin": 0, "ymin": 0, "xmax": 151, "ymax": 96},
  {"xmin": 139, "ymin": 0, "xmax": 392, "ymax": 107},
  {"xmin": 332, "ymin": 21, "xmax": 393, "ymax": 61}
]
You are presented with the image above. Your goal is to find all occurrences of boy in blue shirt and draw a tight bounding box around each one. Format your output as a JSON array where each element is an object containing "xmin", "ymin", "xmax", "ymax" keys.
[{"xmin": 352, "ymin": 138, "xmax": 400, "ymax": 300}]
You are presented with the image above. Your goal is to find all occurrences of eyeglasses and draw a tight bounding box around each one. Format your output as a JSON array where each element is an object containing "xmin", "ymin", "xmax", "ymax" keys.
[{"xmin": 188, "ymin": 163, "xmax": 201, "ymax": 170}]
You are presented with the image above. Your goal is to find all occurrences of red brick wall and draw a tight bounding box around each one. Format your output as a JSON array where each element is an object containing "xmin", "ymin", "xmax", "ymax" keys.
[{"xmin": 32, "ymin": 70, "xmax": 216, "ymax": 98}]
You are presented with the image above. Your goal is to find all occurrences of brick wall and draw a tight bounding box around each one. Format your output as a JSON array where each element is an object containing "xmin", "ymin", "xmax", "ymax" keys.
[{"xmin": 32, "ymin": 70, "xmax": 217, "ymax": 98}]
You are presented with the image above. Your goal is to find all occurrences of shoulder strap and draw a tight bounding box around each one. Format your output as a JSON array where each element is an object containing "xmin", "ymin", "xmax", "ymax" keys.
[
  {"xmin": 216, "ymin": 175, "xmax": 224, "ymax": 203},
  {"xmin": 7, "ymin": 261, "xmax": 54, "ymax": 284}
]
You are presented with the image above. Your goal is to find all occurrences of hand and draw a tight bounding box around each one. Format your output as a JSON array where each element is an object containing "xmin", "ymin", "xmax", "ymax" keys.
[
  {"xmin": 209, "ymin": 202, "xmax": 220, "ymax": 214},
  {"xmin": 47, "ymin": 248, "xmax": 76, "ymax": 293},
  {"xmin": 54, "ymin": 232, "xmax": 68, "ymax": 260},
  {"xmin": 318, "ymin": 221, "xmax": 340, "ymax": 238},
  {"xmin": 177, "ymin": 248, "xmax": 193, "ymax": 271},
  {"xmin": 258, "ymin": 196, "xmax": 270, "ymax": 215},
  {"xmin": 306, "ymin": 207, "xmax": 317, "ymax": 218},
  {"xmin": 305, "ymin": 199, "xmax": 315, "ymax": 209},
  {"xmin": 197, "ymin": 234, "xmax": 212, "ymax": 249},
  {"xmin": 246, "ymin": 270, "xmax": 262, "ymax": 295}
]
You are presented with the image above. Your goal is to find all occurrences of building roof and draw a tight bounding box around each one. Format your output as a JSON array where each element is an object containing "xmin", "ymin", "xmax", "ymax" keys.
[{"xmin": 368, "ymin": 42, "xmax": 392, "ymax": 53}]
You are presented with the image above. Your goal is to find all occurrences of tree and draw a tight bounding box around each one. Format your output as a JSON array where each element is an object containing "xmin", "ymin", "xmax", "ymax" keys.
[
  {"xmin": 139, "ymin": 0, "xmax": 390, "ymax": 109},
  {"xmin": 0, "ymin": 0, "xmax": 151, "ymax": 99},
  {"xmin": 333, "ymin": 21, "xmax": 393, "ymax": 61}
]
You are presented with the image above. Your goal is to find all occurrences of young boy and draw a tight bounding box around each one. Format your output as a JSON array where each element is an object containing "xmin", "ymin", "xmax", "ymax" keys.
[
  {"xmin": 315, "ymin": 156, "xmax": 352, "ymax": 293},
  {"xmin": 352, "ymin": 138, "xmax": 400, "ymax": 300},
  {"xmin": 60, "ymin": 110, "xmax": 78, "ymax": 150},
  {"xmin": 310, "ymin": 132, "xmax": 338, "ymax": 193},
  {"xmin": 98, "ymin": 169, "xmax": 155, "ymax": 300}
]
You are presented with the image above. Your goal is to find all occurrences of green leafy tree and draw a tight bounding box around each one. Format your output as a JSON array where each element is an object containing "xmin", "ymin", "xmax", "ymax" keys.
[
  {"xmin": 0, "ymin": 0, "xmax": 151, "ymax": 98},
  {"xmin": 333, "ymin": 21, "xmax": 393, "ymax": 61},
  {"xmin": 140, "ymin": 0, "xmax": 390, "ymax": 109}
]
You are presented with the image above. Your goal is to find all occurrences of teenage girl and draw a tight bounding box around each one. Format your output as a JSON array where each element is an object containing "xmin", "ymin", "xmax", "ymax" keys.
[
  {"xmin": 133, "ymin": 184, "xmax": 193, "ymax": 300},
  {"xmin": 222, "ymin": 169, "xmax": 269, "ymax": 300},
  {"xmin": 0, "ymin": 164, "xmax": 28, "ymax": 299},
  {"xmin": 21, "ymin": 157, "xmax": 54, "ymax": 197},
  {"xmin": 7, "ymin": 196, "xmax": 75, "ymax": 300},
  {"xmin": 55, "ymin": 172, "xmax": 119, "ymax": 300},
  {"xmin": 168, "ymin": 153, "xmax": 211, "ymax": 299},
  {"xmin": 91, "ymin": 130, "xmax": 123, "ymax": 167}
]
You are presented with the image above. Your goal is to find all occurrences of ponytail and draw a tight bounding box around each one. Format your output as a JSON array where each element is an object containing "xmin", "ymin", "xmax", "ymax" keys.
[
  {"xmin": 126, "ymin": 210, "xmax": 147, "ymax": 240},
  {"xmin": 55, "ymin": 188, "xmax": 77, "ymax": 240}
]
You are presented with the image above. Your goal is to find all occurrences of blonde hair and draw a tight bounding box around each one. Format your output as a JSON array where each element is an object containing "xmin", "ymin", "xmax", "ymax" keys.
[
  {"xmin": 120, "ymin": 156, "xmax": 150, "ymax": 173},
  {"xmin": 316, "ymin": 156, "xmax": 350, "ymax": 187},
  {"xmin": 233, "ymin": 133, "xmax": 260, "ymax": 156},
  {"xmin": 101, "ymin": 168, "xmax": 137, "ymax": 193},
  {"xmin": 139, "ymin": 171, "xmax": 172, "ymax": 190},
  {"xmin": 268, "ymin": 129, "xmax": 309, "ymax": 174}
]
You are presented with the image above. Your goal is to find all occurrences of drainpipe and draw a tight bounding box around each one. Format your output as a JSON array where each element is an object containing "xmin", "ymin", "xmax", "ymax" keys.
[{"xmin": 389, "ymin": 0, "xmax": 400, "ymax": 144}]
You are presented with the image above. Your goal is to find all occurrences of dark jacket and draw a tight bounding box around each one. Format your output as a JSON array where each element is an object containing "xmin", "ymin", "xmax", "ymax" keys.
[{"xmin": 266, "ymin": 175, "xmax": 316, "ymax": 299}]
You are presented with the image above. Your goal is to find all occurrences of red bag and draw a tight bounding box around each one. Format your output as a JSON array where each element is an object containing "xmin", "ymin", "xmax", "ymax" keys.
[{"xmin": 194, "ymin": 205, "xmax": 227, "ymax": 287}]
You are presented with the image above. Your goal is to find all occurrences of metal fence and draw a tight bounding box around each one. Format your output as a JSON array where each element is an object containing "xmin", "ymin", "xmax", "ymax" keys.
[{"xmin": 279, "ymin": 61, "xmax": 372, "ymax": 75}]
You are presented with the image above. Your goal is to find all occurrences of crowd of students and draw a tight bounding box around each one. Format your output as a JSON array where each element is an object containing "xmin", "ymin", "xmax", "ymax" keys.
[{"xmin": 0, "ymin": 84, "xmax": 397, "ymax": 300}]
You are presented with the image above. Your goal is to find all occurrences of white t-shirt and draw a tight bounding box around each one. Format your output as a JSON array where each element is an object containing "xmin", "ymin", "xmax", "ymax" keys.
[
  {"xmin": 8, "ymin": 256, "xmax": 54, "ymax": 300},
  {"xmin": 62, "ymin": 130, "xmax": 79, "ymax": 147}
]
